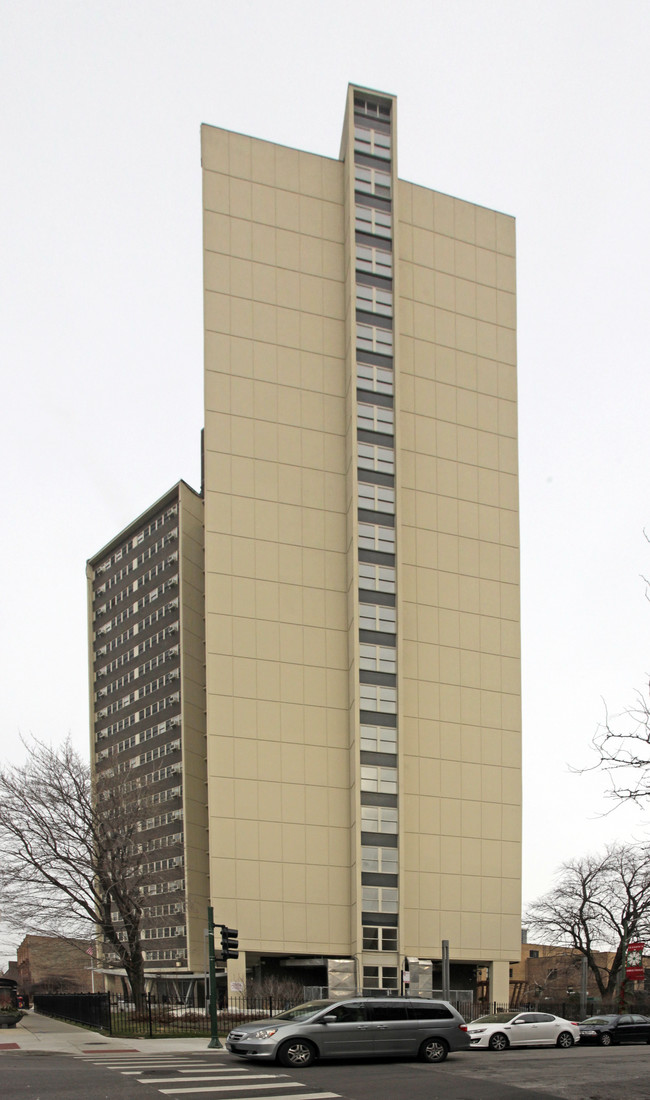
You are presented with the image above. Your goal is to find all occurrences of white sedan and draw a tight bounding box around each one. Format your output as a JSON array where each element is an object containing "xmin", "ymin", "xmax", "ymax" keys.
[{"xmin": 467, "ymin": 1011, "xmax": 581, "ymax": 1051}]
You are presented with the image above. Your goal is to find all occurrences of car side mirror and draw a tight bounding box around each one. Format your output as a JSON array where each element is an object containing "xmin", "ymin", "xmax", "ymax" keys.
[{"xmin": 321, "ymin": 1015, "xmax": 337, "ymax": 1024}]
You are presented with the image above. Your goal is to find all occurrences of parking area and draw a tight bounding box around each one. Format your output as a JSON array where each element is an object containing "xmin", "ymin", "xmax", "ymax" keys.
[
  {"xmin": 444, "ymin": 1044, "xmax": 650, "ymax": 1098},
  {"xmin": 262, "ymin": 1043, "xmax": 650, "ymax": 1100}
]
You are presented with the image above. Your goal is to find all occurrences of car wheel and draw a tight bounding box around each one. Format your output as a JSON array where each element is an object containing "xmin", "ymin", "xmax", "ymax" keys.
[
  {"xmin": 556, "ymin": 1031, "xmax": 574, "ymax": 1049},
  {"xmin": 419, "ymin": 1037, "xmax": 449, "ymax": 1063},
  {"xmin": 277, "ymin": 1039, "xmax": 317, "ymax": 1068},
  {"xmin": 488, "ymin": 1032, "xmax": 509, "ymax": 1051},
  {"xmin": 599, "ymin": 1033, "xmax": 612, "ymax": 1047}
]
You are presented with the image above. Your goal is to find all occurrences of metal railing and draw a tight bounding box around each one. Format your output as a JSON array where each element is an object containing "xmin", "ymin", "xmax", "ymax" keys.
[
  {"xmin": 35, "ymin": 990, "xmax": 648, "ymax": 1037},
  {"xmin": 33, "ymin": 992, "xmax": 289, "ymax": 1037}
]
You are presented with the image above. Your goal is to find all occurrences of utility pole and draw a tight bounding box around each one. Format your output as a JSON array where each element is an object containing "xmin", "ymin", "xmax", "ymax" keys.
[
  {"xmin": 580, "ymin": 954, "xmax": 588, "ymax": 1018},
  {"xmin": 441, "ymin": 940, "xmax": 450, "ymax": 1001}
]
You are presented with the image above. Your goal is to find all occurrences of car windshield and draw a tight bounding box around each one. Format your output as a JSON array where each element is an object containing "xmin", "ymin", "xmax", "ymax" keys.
[
  {"xmin": 582, "ymin": 1017, "xmax": 615, "ymax": 1025},
  {"xmin": 472, "ymin": 1012, "xmax": 518, "ymax": 1024},
  {"xmin": 274, "ymin": 1000, "xmax": 336, "ymax": 1021}
]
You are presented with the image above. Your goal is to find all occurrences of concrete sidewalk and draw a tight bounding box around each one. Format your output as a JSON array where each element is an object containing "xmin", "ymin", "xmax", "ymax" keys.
[{"xmin": 0, "ymin": 1010, "xmax": 225, "ymax": 1055}]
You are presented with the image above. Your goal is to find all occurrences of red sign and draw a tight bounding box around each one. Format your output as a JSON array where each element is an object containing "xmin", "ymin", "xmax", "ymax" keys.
[{"xmin": 625, "ymin": 942, "xmax": 645, "ymax": 982}]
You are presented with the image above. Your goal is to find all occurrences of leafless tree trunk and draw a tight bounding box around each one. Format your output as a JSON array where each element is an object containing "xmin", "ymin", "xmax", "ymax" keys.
[
  {"xmin": 0, "ymin": 737, "xmax": 153, "ymax": 1007},
  {"xmin": 525, "ymin": 844, "xmax": 650, "ymax": 999}
]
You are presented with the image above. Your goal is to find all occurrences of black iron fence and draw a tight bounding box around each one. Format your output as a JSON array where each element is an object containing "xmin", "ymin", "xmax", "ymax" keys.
[
  {"xmin": 34, "ymin": 993, "xmax": 111, "ymax": 1031},
  {"xmin": 33, "ymin": 992, "xmax": 290, "ymax": 1038},
  {"xmin": 34, "ymin": 991, "xmax": 650, "ymax": 1038}
]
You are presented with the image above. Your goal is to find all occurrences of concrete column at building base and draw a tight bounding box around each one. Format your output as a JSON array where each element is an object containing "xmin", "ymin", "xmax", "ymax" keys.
[{"xmin": 489, "ymin": 960, "xmax": 510, "ymax": 1007}]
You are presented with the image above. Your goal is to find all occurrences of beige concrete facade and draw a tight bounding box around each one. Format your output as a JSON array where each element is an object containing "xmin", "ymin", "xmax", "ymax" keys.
[{"xmin": 202, "ymin": 85, "xmax": 521, "ymax": 1002}]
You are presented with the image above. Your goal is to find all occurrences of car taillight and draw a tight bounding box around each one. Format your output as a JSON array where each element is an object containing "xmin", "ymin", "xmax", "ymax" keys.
[{"xmin": 459, "ymin": 1025, "xmax": 468, "ymax": 1031}]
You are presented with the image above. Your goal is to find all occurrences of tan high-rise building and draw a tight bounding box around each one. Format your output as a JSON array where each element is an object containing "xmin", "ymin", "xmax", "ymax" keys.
[{"xmin": 202, "ymin": 85, "xmax": 521, "ymax": 1002}]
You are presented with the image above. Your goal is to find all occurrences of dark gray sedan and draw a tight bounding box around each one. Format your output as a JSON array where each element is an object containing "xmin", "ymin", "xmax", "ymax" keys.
[{"xmin": 579, "ymin": 1014, "xmax": 650, "ymax": 1046}]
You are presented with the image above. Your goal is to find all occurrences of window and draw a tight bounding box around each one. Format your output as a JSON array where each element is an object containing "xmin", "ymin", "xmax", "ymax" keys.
[
  {"xmin": 357, "ymin": 404, "xmax": 394, "ymax": 435},
  {"xmin": 360, "ymin": 685, "xmax": 397, "ymax": 715},
  {"xmin": 359, "ymin": 604, "xmax": 396, "ymax": 634},
  {"xmin": 363, "ymin": 965, "xmax": 399, "ymax": 991},
  {"xmin": 354, "ymin": 98, "xmax": 391, "ymax": 120},
  {"xmin": 360, "ymin": 724, "xmax": 397, "ymax": 754},
  {"xmin": 362, "ymin": 886, "xmax": 398, "ymax": 914},
  {"xmin": 361, "ymin": 804, "xmax": 398, "ymax": 833},
  {"xmin": 358, "ymin": 482, "xmax": 395, "ymax": 514},
  {"xmin": 356, "ymin": 284, "xmax": 393, "ymax": 316},
  {"xmin": 529, "ymin": 950, "xmax": 539, "ymax": 958},
  {"xmin": 354, "ymin": 164, "xmax": 391, "ymax": 198},
  {"xmin": 357, "ymin": 362, "xmax": 393, "ymax": 397},
  {"xmin": 355, "ymin": 204, "xmax": 392, "ymax": 238},
  {"xmin": 367, "ymin": 1000, "xmax": 408, "ymax": 1018},
  {"xmin": 361, "ymin": 764, "xmax": 397, "ymax": 793},
  {"xmin": 358, "ymin": 442, "xmax": 394, "ymax": 475},
  {"xmin": 410, "ymin": 1004, "xmax": 454, "ymax": 1020},
  {"xmin": 327, "ymin": 1003, "xmax": 367, "ymax": 1023},
  {"xmin": 354, "ymin": 126, "xmax": 391, "ymax": 160},
  {"xmin": 357, "ymin": 324, "xmax": 393, "ymax": 356},
  {"xmin": 356, "ymin": 244, "xmax": 392, "ymax": 278},
  {"xmin": 359, "ymin": 642, "xmax": 396, "ymax": 673},
  {"xmin": 363, "ymin": 925, "xmax": 398, "ymax": 951},
  {"xmin": 362, "ymin": 846, "xmax": 398, "ymax": 873},
  {"xmin": 358, "ymin": 523, "xmax": 395, "ymax": 554},
  {"xmin": 359, "ymin": 563, "xmax": 396, "ymax": 593}
]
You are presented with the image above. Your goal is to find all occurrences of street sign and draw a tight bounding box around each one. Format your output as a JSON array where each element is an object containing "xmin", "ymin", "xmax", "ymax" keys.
[{"xmin": 626, "ymin": 942, "xmax": 645, "ymax": 981}]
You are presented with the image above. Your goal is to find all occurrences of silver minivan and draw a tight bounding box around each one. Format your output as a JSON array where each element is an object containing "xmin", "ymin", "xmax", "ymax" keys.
[{"xmin": 226, "ymin": 996, "xmax": 470, "ymax": 1066}]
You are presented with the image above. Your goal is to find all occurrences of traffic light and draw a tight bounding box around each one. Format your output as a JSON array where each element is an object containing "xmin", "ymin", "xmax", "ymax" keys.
[{"xmin": 220, "ymin": 926, "xmax": 239, "ymax": 960}]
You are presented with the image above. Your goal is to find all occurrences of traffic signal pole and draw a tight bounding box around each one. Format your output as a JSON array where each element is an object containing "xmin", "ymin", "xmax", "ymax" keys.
[
  {"xmin": 207, "ymin": 910, "xmax": 240, "ymax": 1050},
  {"xmin": 207, "ymin": 906, "xmax": 222, "ymax": 1049}
]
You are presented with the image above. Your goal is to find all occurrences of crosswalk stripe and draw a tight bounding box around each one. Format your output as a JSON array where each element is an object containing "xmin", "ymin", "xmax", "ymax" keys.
[
  {"xmin": 160, "ymin": 1094, "xmax": 341, "ymax": 1100},
  {"xmin": 128, "ymin": 1070, "xmax": 249, "ymax": 1078},
  {"xmin": 142, "ymin": 1074, "xmax": 282, "ymax": 1084},
  {"xmin": 114, "ymin": 1064, "xmax": 236, "ymax": 1073},
  {"xmin": 179, "ymin": 1069, "xmax": 250, "ymax": 1074},
  {"xmin": 121, "ymin": 1070, "xmax": 237, "ymax": 1076},
  {"xmin": 158, "ymin": 1084, "xmax": 304, "ymax": 1095},
  {"xmin": 123, "ymin": 1067, "xmax": 245, "ymax": 1075},
  {"xmin": 93, "ymin": 1061, "xmax": 222, "ymax": 1066}
]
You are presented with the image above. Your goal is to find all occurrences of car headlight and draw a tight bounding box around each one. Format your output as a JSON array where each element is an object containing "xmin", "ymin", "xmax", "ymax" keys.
[
  {"xmin": 253, "ymin": 1027, "xmax": 279, "ymax": 1039},
  {"xmin": 470, "ymin": 1028, "xmax": 486, "ymax": 1034}
]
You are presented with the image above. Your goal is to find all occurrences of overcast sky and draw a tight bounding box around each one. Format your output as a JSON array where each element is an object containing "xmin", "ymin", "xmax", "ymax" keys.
[{"xmin": 2, "ymin": 0, "xmax": 649, "ymax": 966}]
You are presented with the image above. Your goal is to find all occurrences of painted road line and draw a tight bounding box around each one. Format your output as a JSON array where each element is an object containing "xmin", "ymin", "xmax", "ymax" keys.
[
  {"xmin": 124, "ymin": 1068, "xmax": 249, "ymax": 1076},
  {"xmin": 142, "ymin": 1072, "xmax": 281, "ymax": 1084},
  {"xmin": 159, "ymin": 1094, "xmax": 341, "ymax": 1100},
  {"xmin": 157, "ymin": 1083, "xmax": 305, "ymax": 1095}
]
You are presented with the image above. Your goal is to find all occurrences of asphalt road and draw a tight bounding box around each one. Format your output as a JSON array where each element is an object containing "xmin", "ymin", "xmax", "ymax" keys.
[{"xmin": 2, "ymin": 1044, "xmax": 650, "ymax": 1100}]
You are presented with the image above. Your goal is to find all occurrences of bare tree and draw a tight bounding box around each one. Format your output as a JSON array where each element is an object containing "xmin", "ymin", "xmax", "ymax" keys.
[
  {"xmin": 525, "ymin": 844, "xmax": 650, "ymax": 1000},
  {"xmin": 589, "ymin": 689, "xmax": 650, "ymax": 805},
  {"xmin": 587, "ymin": 535, "xmax": 650, "ymax": 805},
  {"xmin": 0, "ymin": 737, "xmax": 150, "ymax": 1006}
]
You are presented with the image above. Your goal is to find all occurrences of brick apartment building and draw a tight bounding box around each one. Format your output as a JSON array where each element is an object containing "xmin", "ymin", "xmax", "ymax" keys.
[{"xmin": 16, "ymin": 935, "xmax": 104, "ymax": 995}]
